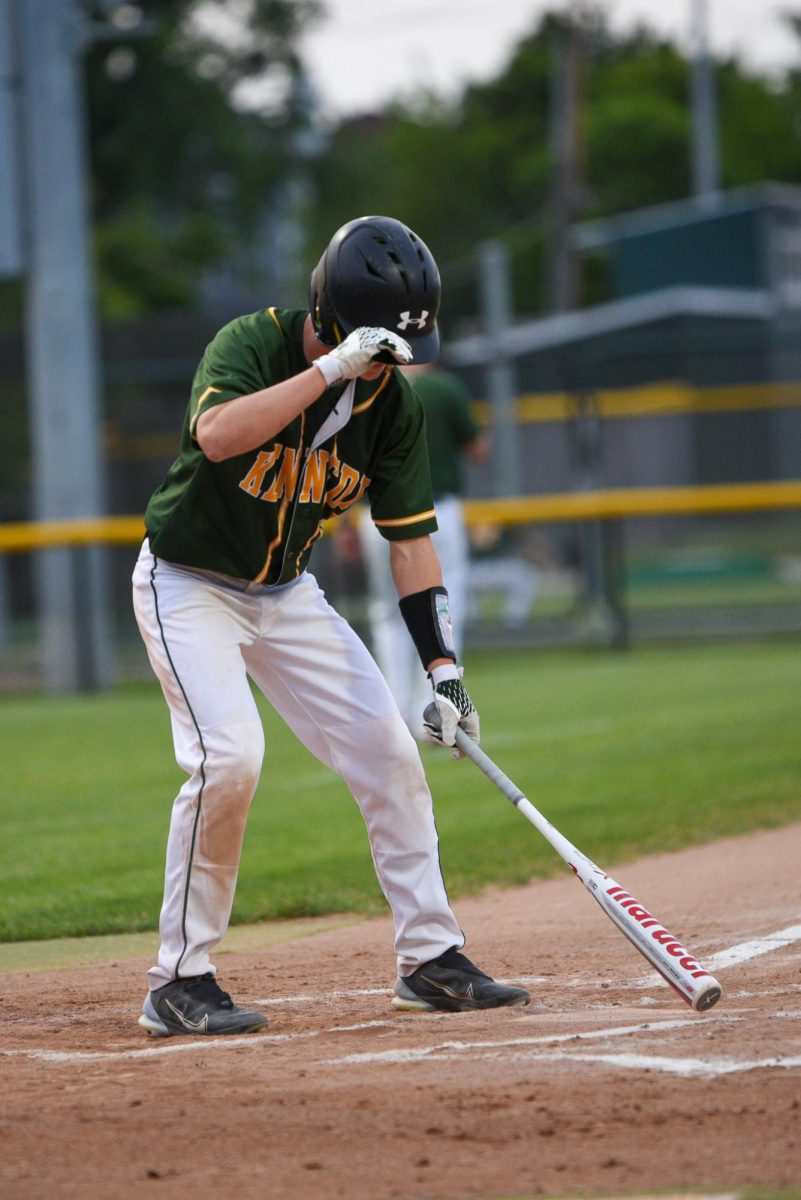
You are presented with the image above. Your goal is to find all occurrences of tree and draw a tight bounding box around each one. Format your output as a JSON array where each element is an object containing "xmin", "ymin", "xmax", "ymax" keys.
[
  {"xmin": 82, "ymin": 0, "xmax": 322, "ymax": 317},
  {"xmin": 307, "ymin": 6, "xmax": 801, "ymax": 320}
]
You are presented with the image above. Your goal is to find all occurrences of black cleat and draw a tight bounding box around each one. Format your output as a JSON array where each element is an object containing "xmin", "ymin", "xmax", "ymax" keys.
[
  {"xmin": 392, "ymin": 947, "xmax": 530, "ymax": 1013},
  {"xmin": 138, "ymin": 973, "xmax": 268, "ymax": 1037}
]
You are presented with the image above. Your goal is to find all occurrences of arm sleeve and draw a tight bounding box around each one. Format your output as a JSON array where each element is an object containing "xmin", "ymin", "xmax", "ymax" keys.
[{"xmin": 188, "ymin": 314, "xmax": 283, "ymax": 440}]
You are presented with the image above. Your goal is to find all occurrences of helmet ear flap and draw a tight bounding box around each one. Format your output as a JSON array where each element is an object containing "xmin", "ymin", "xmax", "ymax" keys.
[
  {"xmin": 309, "ymin": 253, "xmax": 342, "ymax": 346},
  {"xmin": 318, "ymin": 291, "xmax": 342, "ymax": 345}
]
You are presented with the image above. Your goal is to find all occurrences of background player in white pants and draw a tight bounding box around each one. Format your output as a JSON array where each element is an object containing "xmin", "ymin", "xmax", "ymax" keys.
[
  {"xmin": 359, "ymin": 363, "xmax": 489, "ymax": 735},
  {"xmin": 133, "ymin": 216, "xmax": 529, "ymax": 1037}
]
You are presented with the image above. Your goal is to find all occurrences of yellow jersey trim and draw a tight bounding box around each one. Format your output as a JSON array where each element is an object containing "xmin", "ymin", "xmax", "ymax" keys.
[
  {"xmin": 374, "ymin": 509, "xmax": 436, "ymax": 529},
  {"xmin": 353, "ymin": 369, "xmax": 393, "ymax": 415},
  {"xmin": 252, "ymin": 410, "xmax": 306, "ymax": 583},
  {"xmin": 190, "ymin": 385, "xmax": 222, "ymax": 438}
]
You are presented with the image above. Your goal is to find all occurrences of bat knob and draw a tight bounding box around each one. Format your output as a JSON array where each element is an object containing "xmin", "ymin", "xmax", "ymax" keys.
[
  {"xmin": 692, "ymin": 980, "xmax": 722, "ymax": 1012},
  {"xmin": 423, "ymin": 702, "xmax": 442, "ymax": 731}
]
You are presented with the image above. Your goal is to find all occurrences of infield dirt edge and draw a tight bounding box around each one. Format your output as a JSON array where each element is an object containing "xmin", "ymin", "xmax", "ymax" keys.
[{"xmin": 0, "ymin": 912, "xmax": 361, "ymax": 973}]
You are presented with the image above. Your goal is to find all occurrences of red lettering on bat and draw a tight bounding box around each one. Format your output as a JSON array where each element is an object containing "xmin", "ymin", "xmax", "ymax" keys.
[
  {"xmin": 625, "ymin": 905, "xmax": 650, "ymax": 921},
  {"xmin": 605, "ymin": 882, "xmax": 712, "ymax": 979}
]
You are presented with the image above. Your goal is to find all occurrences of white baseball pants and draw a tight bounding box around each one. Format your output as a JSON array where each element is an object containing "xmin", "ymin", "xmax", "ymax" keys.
[{"xmin": 132, "ymin": 541, "xmax": 463, "ymax": 991}]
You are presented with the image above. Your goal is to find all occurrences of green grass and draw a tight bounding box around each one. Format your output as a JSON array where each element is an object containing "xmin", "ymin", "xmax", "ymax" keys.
[
  {"xmin": 627, "ymin": 577, "xmax": 801, "ymax": 610},
  {"xmin": 1, "ymin": 639, "xmax": 799, "ymax": 942}
]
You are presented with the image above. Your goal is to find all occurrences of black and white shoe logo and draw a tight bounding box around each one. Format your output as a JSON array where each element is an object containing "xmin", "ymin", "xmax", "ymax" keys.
[
  {"xmin": 419, "ymin": 975, "xmax": 475, "ymax": 1003},
  {"xmin": 165, "ymin": 998, "xmax": 209, "ymax": 1033}
]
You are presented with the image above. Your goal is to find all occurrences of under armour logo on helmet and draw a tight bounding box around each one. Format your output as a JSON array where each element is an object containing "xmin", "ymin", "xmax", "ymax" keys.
[{"xmin": 397, "ymin": 310, "xmax": 429, "ymax": 331}]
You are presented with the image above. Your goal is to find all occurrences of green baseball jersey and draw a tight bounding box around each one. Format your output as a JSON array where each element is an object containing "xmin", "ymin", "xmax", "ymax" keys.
[
  {"xmin": 411, "ymin": 369, "xmax": 480, "ymax": 498},
  {"xmin": 145, "ymin": 307, "xmax": 438, "ymax": 585}
]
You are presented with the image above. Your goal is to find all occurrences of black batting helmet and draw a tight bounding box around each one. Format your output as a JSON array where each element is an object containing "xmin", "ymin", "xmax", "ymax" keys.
[{"xmin": 309, "ymin": 215, "xmax": 441, "ymax": 363}]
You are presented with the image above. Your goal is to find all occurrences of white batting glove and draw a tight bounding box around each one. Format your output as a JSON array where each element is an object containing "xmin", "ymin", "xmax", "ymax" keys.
[
  {"xmin": 423, "ymin": 664, "xmax": 480, "ymax": 760},
  {"xmin": 315, "ymin": 326, "xmax": 412, "ymax": 386}
]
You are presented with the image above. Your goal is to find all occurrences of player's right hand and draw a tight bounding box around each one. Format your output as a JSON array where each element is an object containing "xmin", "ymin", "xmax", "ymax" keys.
[
  {"xmin": 315, "ymin": 327, "xmax": 412, "ymax": 385},
  {"xmin": 423, "ymin": 667, "xmax": 480, "ymax": 760}
]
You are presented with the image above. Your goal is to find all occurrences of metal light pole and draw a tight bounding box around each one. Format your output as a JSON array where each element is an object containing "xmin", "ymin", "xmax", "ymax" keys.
[
  {"xmin": 16, "ymin": 0, "xmax": 112, "ymax": 690},
  {"xmin": 0, "ymin": 0, "xmax": 23, "ymax": 276},
  {"xmin": 690, "ymin": 0, "xmax": 721, "ymax": 204},
  {"xmin": 478, "ymin": 240, "xmax": 521, "ymax": 498}
]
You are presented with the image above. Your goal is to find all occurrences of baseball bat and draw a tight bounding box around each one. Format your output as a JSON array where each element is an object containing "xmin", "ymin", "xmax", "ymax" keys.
[{"xmin": 426, "ymin": 707, "xmax": 722, "ymax": 1012}]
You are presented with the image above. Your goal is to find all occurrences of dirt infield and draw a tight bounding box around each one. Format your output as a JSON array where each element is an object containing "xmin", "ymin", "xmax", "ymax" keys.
[{"xmin": 2, "ymin": 823, "xmax": 801, "ymax": 1200}]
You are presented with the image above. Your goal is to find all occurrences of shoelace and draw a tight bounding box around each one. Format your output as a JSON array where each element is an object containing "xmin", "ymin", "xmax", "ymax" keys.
[
  {"xmin": 187, "ymin": 973, "xmax": 234, "ymax": 1008},
  {"xmin": 433, "ymin": 948, "xmax": 489, "ymax": 978}
]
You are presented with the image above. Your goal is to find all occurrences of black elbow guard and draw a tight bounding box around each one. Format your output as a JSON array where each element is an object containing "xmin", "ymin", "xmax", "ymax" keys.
[{"xmin": 398, "ymin": 586, "xmax": 457, "ymax": 670}]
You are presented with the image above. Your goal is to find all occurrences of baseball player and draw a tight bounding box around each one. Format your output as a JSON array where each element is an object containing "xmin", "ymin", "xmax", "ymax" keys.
[{"xmin": 132, "ymin": 215, "xmax": 530, "ymax": 1036}]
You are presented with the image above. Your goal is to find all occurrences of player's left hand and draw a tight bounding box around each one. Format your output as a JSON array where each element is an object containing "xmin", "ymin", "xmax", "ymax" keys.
[{"xmin": 423, "ymin": 667, "xmax": 480, "ymax": 759}]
